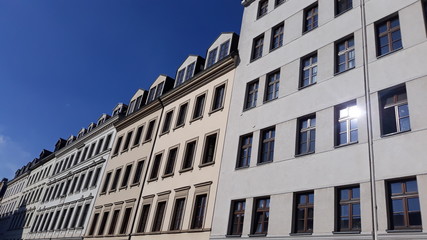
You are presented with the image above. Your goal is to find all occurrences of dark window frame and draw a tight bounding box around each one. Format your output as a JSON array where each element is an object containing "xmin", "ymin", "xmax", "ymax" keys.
[
  {"xmin": 335, "ymin": 35, "xmax": 355, "ymax": 74},
  {"xmin": 181, "ymin": 139, "xmax": 198, "ymax": 171},
  {"xmin": 258, "ymin": 127, "xmax": 275, "ymax": 164},
  {"xmin": 200, "ymin": 131, "xmax": 218, "ymax": 166},
  {"xmin": 152, "ymin": 201, "xmax": 167, "ymax": 232},
  {"xmin": 264, "ymin": 70, "xmax": 280, "ymax": 102},
  {"xmin": 378, "ymin": 85, "xmax": 410, "ymax": 136},
  {"xmin": 335, "ymin": 185, "xmax": 361, "ymax": 232},
  {"xmin": 300, "ymin": 53, "xmax": 318, "ymax": 88},
  {"xmin": 303, "ymin": 3, "xmax": 318, "ymax": 33},
  {"xmin": 251, "ymin": 197, "xmax": 270, "ymax": 235},
  {"xmin": 228, "ymin": 199, "xmax": 246, "ymax": 236},
  {"xmin": 375, "ymin": 14, "xmax": 402, "ymax": 57},
  {"xmin": 294, "ymin": 192, "xmax": 314, "ymax": 234},
  {"xmin": 244, "ymin": 80, "xmax": 259, "ymax": 110},
  {"xmin": 296, "ymin": 115, "xmax": 316, "ymax": 156},
  {"xmin": 211, "ymin": 83, "xmax": 226, "ymax": 112},
  {"xmin": 335, "ymin": 0, "xmax": 353, "ymax": 16},
  {"xmin": 163, "ymin": 146, "xmax": 179, "ymax": 177},
  {"xmin": 236, "ymin": 133, "xmax": 253, "ymax": 169},
  {"xmin": 175, "ymin": 102, "xmax": 189, "ymax": 128},
  {"xmin": 161, "ymin": 110, "xmax": 174, "ymax": 134},
  {"xmin": 257, "ymin": 0, "xmax": 268, "ymax": 18},
  {"xmin": 335, "ymin": 100, "xmax": 359, "ymax": 146},
  {"xmin": 251, "ymin": 34, "xmax": 264, "ymax": 61},
  {"xmin": 270, "ymin": 22, "xmax": 284, "ymax": 50},
  {"xmin": 149, "ymin": 152, "xmax": 163, "ymax": 181},
  {"xmin": 192, "ymin": 93, "xmax": 207, "ymax": 120},
  {"xmin": 190, "ymin": 194, "xmax": 208, "ymax": 229},
  {"xmin": 169, "ymin": 198, "xmax": 186, "ymax": 231}
]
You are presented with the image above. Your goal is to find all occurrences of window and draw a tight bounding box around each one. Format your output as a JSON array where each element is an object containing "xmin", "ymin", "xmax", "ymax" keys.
[
  {"xmin": 122, "ymin": 131, "xmax": 133, "ymax": 151},
  {"xmin": 201, "ymin": 132, "xmax": 218, "ymax": 165},
  {"xmin": 132, "ymin": 161, "xmax": 144, "ymax": 185},
  {"xmin": 164, "ymin": 147, "xmax": 178, "ymax": 176},
  {"xmin": 336, "ymin": 37, "xmax": 355, "ymax": 73},
  {"xmin": 228, "ymin": 200, "xmax": 245, "ymax": 235},
  {"xmin": 156, "ymin": 82, "xmax": 164, "ymax": 98},
  {"xmin": 185, "ymin": 62, "xmax": 195, "ymax": 81},
  {"xmin": 101, "ymin": 172, "xmax": 112, "ymax": 194},
  {"xmin": 258, "ymin": 0, "xmax": 268, "ymax": 18},
  {"xmin": 176, "ymin": 103, "xmax": 188, "ymax": 127},
  {"xmin": 251, "ymin": 34, "xmax": 264, "ymax": 60},
  {"xmin": 207, "ymin": 48, "xmax": 218, "ymax": 68},
  {"xmin": 176, "ymin": 69, "xmax": 185, "ymax": 86},
  {"xmin": 212, "ymin": 84, "xmax": 225, "ymax": 111},
  {"xmin": 64, "ymin": 207, "xmax": 74, "ymax": 229},
  {"xmin": 245, "ymin": 80, "xmax": 259, "ymax": 109},
  {"xmin": 297, "ymin": 115, "xmax": 316, "ymax": 155},
  {"xmin": 294, "ymin": 192, "xmax": 314, "ymax": 233},
  {"xmin": 379, "ymin": 85, "xmax": 410, "ymax": 135},
  {"xmin": 83, "ymin": 170, "xmax": 93, "ymax": 189},
  {"xmin": 137, "ymin": 204, "xmax": 151, "ymax": 233},
  {"xmin": 259, "ymin": 127, "xmax": 275, "ymax": 164},
  {"xmin": 91, "ymin": 167, "xmax": 102, "ymax": 187},
  {"xmin": 127, "ymin": 100, "xmax": 136, "ymax": 115},
  {"xmin": 265, "ymin": 71, "xmax": 280, "ymax": 101},
  {"xmin": 110, "ymin": 168, "xmax": 122, "ymax": 191},
  {"xmin": 133, "ymin": 125, "xmax": 144, "ymax": 146},
  {"xmin": 336, "ymin": 0, "xmax": 352, "ymax": 15},
  {"xmin": 78, "ymin": 203, "xmax": 90, "ymax": 228},
  {"xmin": 252, "ymin": 197, "xmax": 270, "ymax": 234},
  {"xmin": 376, "ymin": 15, "xmax": 402, "ymax": 56},
  {"xmin": 162, "ymin": 110, "xmax": 174, "ymax": 133},
  {"xmin": 218, "ymin": 40, "xmax": 230, "ymax": 60},
  {"xmin": 98, "ymin": 211, "xmax": 110, "ymax": 235},
  {"xmin": 304, "ymin": 4, "xmax": 318, "ymax": 32},
  {"xmin": 181, "ymin": 140, "xmax": 197, "ymax": 170},
  {"xmin": 152, "ymin": 202, "xmax": 166, "ymax": 232},
  {"xmin": 95, "ymin": 138, "xmax": 104, "ymax": 155},
  {"xmin": 88, "ymin": 213, "xmax": 100, "ymax": 236},
  {"xmin": 275, "ymin": 0, "xmax": 285, "ymax": 6},
  {"xmin": 108, "ymin": 209, "xmax": 120, "ymax": 235},
  {"xmin": 113, "ymin": 136, "xmax": 123, "ymax": 155},
  {"xmin": 121, "ymin": 164, "xmax": 132, "ymax": 188},
  {"xmin": 76, "ymin": 174, "xmax": 85, "ymax": 192},
  {"xmin": 271, "ymin": 23, "xmax": 284, "ymax": 50},
  {"xmin": 147, "ymin": 86, "xmax": 157, "ymax": 103},
  {"xmin": 337, "ymin": 186, "xmax": 361, "ymax": 232},
  {"xmin": 144, "ymin": 119, "xmax": 156, "ymax": 141},
  {"xmin": 300, "ymin": 54, "xmax": 318, "ymax": 88},
  {"xmin": 336, "ymin": 102, "xmax": 358, "ymax": 146},
  {"xmin": 103, "ymin": 134, "xmax": 112, "ymax": 151},
  {"xmin": 388, "ymin": 179, "xmax": 421, "ymax": 230},
  {"xmin": 191, "ymin": 194, "xmax": 207, "ymax": 229},
  {"xmin": 119, "ymin": 208, "xmax": 132, "ymax": 234},
  {"xmin": 71, "ymin": 205, "xmax": 82, "ymax": 228},
  {"xmin": 149, "ymin": 153, "xmax": 163, "ymax": 180},
  {"xmin": 170, "ymin": 198, "xmax": 186, "ymax": 230},
  {"xmin": 192, "ymin": 94, "xmax": 206, "ymax": 120}
]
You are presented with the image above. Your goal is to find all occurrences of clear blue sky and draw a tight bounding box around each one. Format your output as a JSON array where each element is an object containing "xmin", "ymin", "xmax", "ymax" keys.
[{"xmin": 0, "ymin": 0, "xmax": 243, "ymax": 180}]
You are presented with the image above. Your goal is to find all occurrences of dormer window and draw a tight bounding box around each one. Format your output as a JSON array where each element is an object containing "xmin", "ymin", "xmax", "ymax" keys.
[
  {"xmin": 77, "ymin": 129, "xmax": 86, "ymax": 138},
  {"xmin": 135, "ymin": 96, "xmax": 143, "ymax": 111},
  {"xmin": 88, "ymin": 123, "xmax": 96, "ymax": 132},
  {"xmin": 148, "ymin": 87, "xmax": 157, "ymax": 103},
  {"xmin": 176, "ymin": 69, "xmax": 185, "ymax": 86},
  {"xmin": 218, "ymin": 40, "xmax": 230, "ymax": 61},
  {"xmin": 184, "ymin": 62, "xmax": 196, "ymax": 81},
  {"xmin": 127, "ymin": 100, "xmax": 136, "ymax": 115},
  {"xmin": 207, "ymin": 48, "xmax": 218, "ymax": 68},
  {"xmin": 97, "ymin": 116, "xmax": 106, "ymax": 125},
  {"xmin": 156, "ymin": 82, "xmax": 164, "ymax": 98}
]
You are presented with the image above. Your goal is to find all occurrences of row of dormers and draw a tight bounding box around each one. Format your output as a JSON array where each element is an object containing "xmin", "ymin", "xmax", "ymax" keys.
[{"xmin": 10, "ymin": 32, "xmax": 239, "ymax": 182}]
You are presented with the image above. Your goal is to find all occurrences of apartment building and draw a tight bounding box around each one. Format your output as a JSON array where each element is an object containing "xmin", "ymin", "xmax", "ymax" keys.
[
  {"xmin": 211, "ymin": 0, "xmax": 427, "ymax": 240},
  {"xmin": 27, "ymin": 107, "xmax": 124, "ymax": 240}
]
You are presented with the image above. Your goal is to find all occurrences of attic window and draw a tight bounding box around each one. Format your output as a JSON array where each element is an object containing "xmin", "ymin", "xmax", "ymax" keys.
[
  {"xmin": 218, "ymin": 40, "xmax": 230, "ymax": 61},
  {"xmin": 207, "ymin": 48, "xmax": 218, "ymax": 68},
  {"xmin": 148, "ymin": 87, "xmax": 157, "ymax": 103},
  {"xmin": 97, "ymin": 117, "xmax": 105, "ymax": 125},
  {"xmin": 156, "ymin": 82, "xmax": 165, "ymax": 98},
  {"xmin": 113, "ymin": 107, "xmax": 121, "ymax": 116},
  {"xmin": 185, "ymin": 62, "xmax": 196, "ymax": 81},
  {"xmin": 176, "ymin": 69, "xmax": 185, "ymax": 86}
]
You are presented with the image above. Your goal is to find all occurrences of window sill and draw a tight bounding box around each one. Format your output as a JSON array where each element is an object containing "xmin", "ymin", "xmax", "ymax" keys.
[
  {"xmin": 334, "ymin": 66, "xmax": 355, "ymax": 76},
  {"xmin": 147, "ymin": 177, "xmax": 158, "ymax": 183},
  {"xmin": 295, "ymin": 151, "xmax": 315, "ymax": 158},
  {"xmin": 209, "ymin": 106, "xmax": 224, "ymax": 115},
  {"xmin": 174, "ymin": 124, "xmax": 185, "ymax": 131},
  {"xmin": 335, "ymin": 7, "xmax": 353, "ymax": 18},
  {"xmin": 290, "ymin": 232, "xmax": 312, "ymax": 236},
  {"xmin": 298, "ymin": 82, "xmax": 316, "ymax": 90},
  {"xmin": 302, "ymin": 27, "xmax": 317, "ymax": 35},
  {"xmin": 263, "ymin": 97, "xmax": 278, "ymax": 104},
  {"xmin": 256, "ymin": 160, "xmax": 273, "ymax": 166},
  {"xmin": 269, "ymin": 45, "xmax": 283, "ymax": 53},
  {"xmin": 198, "ymin": 161, "xmax": 215, "ymax": 168},
  {"xmin": 248, "ymin": 233, "xmax": 267, "ymax": 237},
  {"xmin": 109, "ymin": 189, "xmax": 117, "ymax": 193},
  {"xmin": 250, "ymin": 56, "xmax": 262, "ymax": 63},
  {"xmin": 243, "ymin": 106, "xmax": 256, "ymax": 112},
  {"xmin": 111, "ymin": 154, "xmax": 118, "ymax": 158},
  {"xmin": 377, "ymin": 47, "xmax": 403, "ymax": 59},
  {"xmin": 142, "ymin": 139, "xmax": 152, "ymax": 144},
  {"xmin": 131, "ymin": 144, "xmax": 140, "ymax": 150},
  {"xmin": 256, "ymin": 13, "xmax": 267, "ymax": 20},
  {"xmin": 332, "ymin": 230, "xmax": 361, "ymax": 234},
  {"xmin": 386, "ymin": 229, "xmax": 422, "ymax": 233},
  {"xmin": 162, "ymin": 173, "xmax": 174, "ymax": 179},
  {"xmin": 121, "ymin": 149, "xmax": 129, "ymax": 154},
  {"xmin": 159, "ymin": 130, "xmax": 170, "ymax": 137},
  {"xmin": 179, "ymin": 167, "xmax": 193, "ymax": 174},
  {"xmin": 190, "ymin": 116, "xmax": 203, "ymax": 123},
  {"xmin": 119, "ymin": 186, "xmax": 127, "ymax": 191},
  {"xmin": 226, "ymin": 234, "xmax": 242, "ymax": 238},
  {"xmin": 334, "ymin": 141, "xmax": 358, "ymax": 149},
  {"xmin": 235, "ymin": 165, "xmax": 250, "ymax": 170},
  {"xmin": 130, "ymin": 182, "xmax": 140, "ymax": 188},
  {"xmin": 381, "ymin": 129, "xmax": 411, "ymax": 138}
]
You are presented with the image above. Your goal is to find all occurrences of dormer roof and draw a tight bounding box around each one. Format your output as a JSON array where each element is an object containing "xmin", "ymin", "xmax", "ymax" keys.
[
  {"xmin": 55, "ymin": 138, "xmax": 67, "ymax": 151},
  {"xmin": 146, "ymin": 75, "xmax": 175, "ymax": 104},
  {"xmin": 127, "ymin": 89, "xmax": 148, "ymax": 116},
  {"xmin": 97, "ymin": 114, "xmax": 110, "ymax": 126},
  {"xmin": 112, "ymin": 103, "xmax": 128, "ymax": 117},
  {"xmin": 205, "ymin": 32, "xmax": 239, "ymax": 69},
  {"xmin": 77, "ymin": 128, "xmax": 87, "ymax": 138},
  {"xmin": 175, "ymin": 55, "xmax": 205, "ymax": 87}
]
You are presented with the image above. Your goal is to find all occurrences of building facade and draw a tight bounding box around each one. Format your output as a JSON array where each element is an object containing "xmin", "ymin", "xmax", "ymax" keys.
[{"xmin": 211, "ymin": 0, "xmax": 427, "ymax": 240}]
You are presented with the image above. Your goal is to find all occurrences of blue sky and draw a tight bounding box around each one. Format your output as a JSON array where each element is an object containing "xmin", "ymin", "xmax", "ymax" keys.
[{"xmin": 0, "ymin": 0, "xmax": 243, "ymax": 180}]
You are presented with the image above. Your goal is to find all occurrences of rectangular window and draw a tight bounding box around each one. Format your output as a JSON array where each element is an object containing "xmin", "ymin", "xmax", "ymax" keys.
[
  {"xmin": 149, "ymin": 153, "xmax": 163, "ymax": 180},
  {"xmin": 121, "ymin": 164, "xmax": 133, "ymax": 188},
  {"xmin": 336, "ymin": 36, "xmax": 355, "ymax": 73},
  {"xmin": 294, "ymin": 192, "xmax": 314, "ymax": 233},
  {"xmin": 122, "ymin": 131, "xmax": 133, "ymax": 151},
  {"xmin": 101, "ymin": 172, "xmax": 112, "ymax": 194},
  {"xmin": 76, "ymin": 174, "xmax": 85, "ymax": 192},
  {"xmin": 132, "ymin": 161, "xmax": 144, "ymax": 185},
  {"xmin": 304, "ymin": 4, "xmax": 318, "ymax": 32},
  {"xmin": 181, "ymin": 140, "xmax": 197, "ymax": 170},
  {"xmin": 91, "ymin": 167, "xmax": 102, "ymax": 187},
  {"xmin": 137, "ymin": 204, "xmax": 151, "ymax": 233},
  {"xmin": 113, "ymin": 136, "xmax": 123, "ymax": 155},
  {"xmin": 271, "ymin": 23, "xmax": 284, "ymax": 50},
  {"xmin": 144, "ymin": 119, "xmax": 156, "ymax": 141},
  {"xmin": 379, "ymin": 85, "xmax": 410, "ymax": 136},
  {"xmin": 228, "ymin": 200, "xmax": 245, "ymax": 235},
  {"xmin": 71, "ymin": 205, "xmax": 82, "ymax": 228},
  {"xmin": 103, "ymin": 134, "xmax": 112, "ymax": 151},
  {"xmin": 251, "ymin": 34, "xmax": 264, "ymax": 60},
  {"xmin": 388, "ymin": 179, "xmax": 422, "ymax": 230},
  {"xmin": 176, "ymin": 69, "xmax": 185, "ymax": 86},
  {"xmin": 108, "ymin": 209, "xmax": 120, "ymax": 235},
  {"xmin": 152, "ymin": 202, "xmax": 166, "ymax": 232},
  {"xmin": 164, "ymin": 147, "xmax": 178, "ymax": 176},
  {"xmin": 170, "ymin": 198, "xmax": 186, "ymax": 230},
  {"xmin": 258, "ymin": 0, "xmax": 268, "ymax": 18},
  {"xmin": 336, "ymin": 102, "xmax": 358, "ymax": 146},
  {"xmin": 83, "ymin": 170, "xmax": 93, "ymax": 189},
  {"xmin": 162, "ymin": 110, "xmax": 174, "ymax": 133},
  {"xmin": 337, "ymin": 186, "xmax": 361, "ymax": 232},
  {"xmin": 192, "ymin": 94, "xmax": 206, "ymax": 120},
  {"xmin": 245, "ymin": 80, "xmax": 259, "ymax": 110},
  {"xmin": 82, "ymin": 146, "xmax": 89, "ymax": 161},
  {"xmin": 110, "ymin": 168, "xmax": 122, "ymax": 191},
  {"xmin": 88, "ymin": 142, "xmax": 96, "ymax": 159},
  {"xmin": 297, "ymin": 115, "xmax": 316, "ymax": 155},
  {"xmin": 212, "ymin": 84, "xmax": 225, "ymax": 111},
  {"xmin": 336, "ymin": 0, "xmax": 352, "ymax": 15},
  {"xmin": 88, "ymin": 213, "xmax": 100, "ymax": 236},
  {"xmin": 119, "ymin": 207, "xmax": 132, "ymax": 234},
  {"xmin": 207, "ymin": 48, "xmax": 218, "ymax": 67},
  {"xmin": 64, "ymin": 207, "xmax": 74, "ymax": 229},
  {"xmin": 218, "ymin": 40, "xmax": 230, "ymax": 60},
  {"xmin": 176, "ymin": 103, "xmax": 188, "ymax": 127},
  {"xmin": 78, "ymin": 203, "xmax": 90, "ymax": 228},
  {"xmin": 259, "ymin": 127, "xmax": 275, "ymax": 164},
  {"xmin": 133, "ymin": 125, "xmax": 144, "ymax": 146},
  {"xmin": 185, "ymin": 62, "xmax": 195, "ymax": 81},
  {"xmin": 275, "ymin": 0, "xmax": 285, "ymax": 7},
  {"xmin": 376, "ymin": 15, "xmax": 402, "ymax": 56},
  {"xmin": 265, "ymin": 71, "xmax": 280, "ymax": 101},
  {"xmin": 237, "ymin": 134, "xmax": 253, "ymax": 168},
  {"xmin": 98, "ymin": 211, "xmax": 110, "ymax": 235},
  {"xmin": 300, "ymin": 53, "xmax": 318, "ymax": 88},
  {"xmin": 127, "ymin": 100, "xmax": 136, "ymax": 115},
  {"xmin": 95, "ymin": 138, "xmax": 104, "ymax": 155},
  {"xmin": 147, "ymin": 86, "xmax": 157, "ymax": 103},
  {"xmin": 70, "ymin": 177, "xmax": 78, "ymax": 194},
  {"xmin": 156, "ymin": 82, "xmax": 164, "ymax": 98},
  {"xmin": 191, "ymin": 194, "xmax": 207, "ymax": 229},
  {"xmin": 252, "ymin": 197, "xmax": 270, "ymax": 234},
  {"xmin": 201, "ymin": 133, "xmax": 218, "ymax": 165}
]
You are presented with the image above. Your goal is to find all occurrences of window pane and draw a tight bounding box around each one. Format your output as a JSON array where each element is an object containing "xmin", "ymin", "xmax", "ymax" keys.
[
  {"xmin": 406, "ymin": 180, "xmax": 418, "ymax": 192},
  {"xmin": 392, "ymin": 199, "xmax": 403, "ymax": 212},
  {"xmin": 341, "ymin": 205, "xmax": 349, "ymax": 217},
  {"xmin": 340, "ymin": 189, "xmax": 349, "ymax": 200},
  {"xmin": 352, "ymin": 204, "xmax": 360, "ymax": 216},
  {"xmin": 340, "ymin": 217, "xmax": 349, "ymax": 229},
  {"xmin": 308, "ymin": 193, "xmax": 314, "ymax": 203},
  {"xmin": 408, "ymin": 212, "xmax": 422, "ymax": 226},
  {"xmin": 392, "ymin": 41, "xmax": 402, "ymax": 50},
  {"xmin": 352, "ymin": 217, "xmax": 361, "ymax": 229},
  {"xmin": 350, "ymin": 130, "xmax": 358, "ymax": 143},
  {"xmin": 393, "ymin": 213, "xmax": 405, "ymax": 227},
  {"xmin": 398, "ymin": 104, "xmax": 410, "ymax": 118},
  {"xmin": 352, "ymin": 187, "xmax": 360, "ymax": 199},
  {"xmin": 407, "ymin": 198, "xmax": 420, "ymax": 211}
]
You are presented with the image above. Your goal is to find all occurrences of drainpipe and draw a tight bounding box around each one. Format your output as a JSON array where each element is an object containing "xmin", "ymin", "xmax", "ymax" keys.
[
  {"xmin": 359, "ymin": 0, "xmax": 378, "ymax": 239},
  {"xmin": 127, "ymin": 97, "xmax": 165, "ymax": 240}
]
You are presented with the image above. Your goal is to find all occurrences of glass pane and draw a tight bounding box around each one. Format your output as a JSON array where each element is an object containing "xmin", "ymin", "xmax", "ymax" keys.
[
  {"xmin": 338, "ymin": 54, "xmax": 346, "ymax": 64},
  {"xmin": 340, "ymin": 217, "xmax": 349, "ymax": 229},
  {"xmin": 352, "ymin": 187, "xmax": 360, "ymax": 199},
  {"xmin": 338, "ymin": 43, "xmax": 345, "ymax": 52},
  {"xmin": 392, "ymin": 40, "xmax": 402, "ymax": 50},
  {"xmin": 399, "ymin": 117, "xmax": 411, "ymax": 132},
  {"xmin": 349, "ymin": 59, "xmax": 355, "ymax": 68},
  {"xmin": 379, "ymin": 36, "xmax": 388, "ymax": 46},
  {"xmin": 299, "ymin": 195, "xmax": 306, "ymax": 204},
  {"xmin": 297, "ymin": 209, "xmax": 305, "ymax": 219},
  {"xmin": 339, "ymin": 133, "xmax": 347, "ymax": 145},
  {"xmin": 390, "ymin": 18, "xmax": 399, "ymax": 28},
  {"xmin": 393, "ymin": 213, "xmax": 405, "ymax": 227},
  {"xmin": 340, "ymin": 189, "xmax": 349, "ymax": 200},
  {"xmin": 350, "ymin": 119, "xmax": 358, "ymax": 130},
  {"xmin": 299, "ymin": 143, "xmax": 307, "ymax": 154},
  {"xmin": 408, "ymin": 212, "xmax": 422, "ymax": 226},
  {"xmin": 339, "ymin": 121, "xmax": 347, "ymax": 132},
  {"xmin": 390, "ymin": 182, "xmax": 402, "ymax": 194},
  {"xmin": 301, "ymin": 120, "xmax": 308, "ymax": 129},
  {"xmin": 391, "ymin": 31, "xmax": 401, "ymax": 42},
  {"xmin": 350, "ymin": 130, "xmax": 358, "ymax": 142},
  {"xmin": 348, "ymin": 38, "xmax": 354, "ymax": 47},
  {"xmin": 398, "ymin": 104, "xmax": 409, "ymax": 117},
  {"xmin": 392, "ymin": 199, "xmax": 403, "ymax": 212},
  {"xmin": 352, "ymin": 217, "xmax": 361, "ymax": 229},
  {"xmin": 307, "ymin": 219, "xmax": 313, "ymax": 230},
  {"xmin": 406, "ymin": 180, "xmax": 418, "ymax": 192},
  {"xmin": 407, "ymin": 198, "xmax": 420, "ymax": 211},
  {"xmin": 339, "ymin": 108, "xmax": 348, "ymax": 118},
  {"xmin": 378, "ymin": 24, "xmax": 387, "ymax": 34},
  {"xmin": 340, "ymin": 205, "xmax": 349, "ymax": 217},
  {"xmin": 308, "ymin": 193, "xmax": 314, "ymax": 203},
  {"xmin": 300, "ymin": 132, "xmax": 307, "ymax": 143},
  {"xmin": 297, "ymin": 220, "xmax": 304, "ymax": 231},
  {"xmin": 307, "ymin": 207, "xmax": 313, "ymax": 218},
  {"xmin": 309, "ymin": 140, "xmax": 315, "ymax": 152},
  {"xmin": 380, "ymin": 46, "xmax": 389, "ymax": 55},
  {"xmin": 310, "ymin": 118, "xmax": 316, "ymax": 126},
  {"xmin": 352, "ymin": 204, "xmax": 360, "ymax": 216}
]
